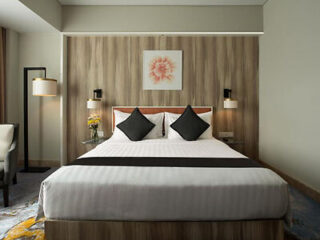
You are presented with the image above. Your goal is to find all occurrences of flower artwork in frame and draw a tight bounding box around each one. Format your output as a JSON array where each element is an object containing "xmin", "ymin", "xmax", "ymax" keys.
[{"xmin": 143, "ymin": 50, "xmax": 182, "ymax": 90}]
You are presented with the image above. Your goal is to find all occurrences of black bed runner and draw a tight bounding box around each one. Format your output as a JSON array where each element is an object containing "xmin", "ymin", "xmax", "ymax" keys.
[{"xmin": 70, "ymin": 157, "xmax": 262, "ymax": 168}]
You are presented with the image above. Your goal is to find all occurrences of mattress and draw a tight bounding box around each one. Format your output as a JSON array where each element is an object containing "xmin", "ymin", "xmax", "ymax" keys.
[{"xmin": 37, "ymin": 138, "xmax": 290, "ymax": 221}]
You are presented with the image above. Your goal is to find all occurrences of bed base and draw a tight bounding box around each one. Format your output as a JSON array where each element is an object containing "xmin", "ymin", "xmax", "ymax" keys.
[{"xmin": 45, "ymin": 219, "xmax": 284, "ymax": 240}]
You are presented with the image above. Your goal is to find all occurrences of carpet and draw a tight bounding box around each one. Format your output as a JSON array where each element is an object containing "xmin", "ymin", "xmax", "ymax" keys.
[
  {"xmin": 0, "ymin": 198, "xmax": 44, "ymax": 240},
  {"xmin": 285, "ymin": 187, "xmax": 320, "ymax": 240},
  {"xmin": 0, "ymin": 168, "xmax": 55, "ymax": 240},
  {"xmin": 0, "ymin": 169, "xmax": 319, "ymax": 240}
]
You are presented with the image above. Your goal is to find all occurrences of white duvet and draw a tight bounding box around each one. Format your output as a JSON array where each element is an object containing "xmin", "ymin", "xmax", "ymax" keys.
[
  {"xmin": 38, "ymin": 138, "xmax": 290, "ymax": 221},
  {"xmin": 81, "ymin": 137, "xmax": 246, "ymax": 159}
]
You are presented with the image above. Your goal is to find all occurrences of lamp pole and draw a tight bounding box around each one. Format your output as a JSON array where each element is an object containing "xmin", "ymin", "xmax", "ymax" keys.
[{"xmin": 21, "ymin": 67, "xmax": 51, "ymax": 173}]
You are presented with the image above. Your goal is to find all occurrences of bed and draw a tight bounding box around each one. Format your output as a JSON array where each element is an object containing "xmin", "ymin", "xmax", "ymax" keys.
[{"xmin": 39, "ymin": 106, "xmax": 290, "ymax": 240}]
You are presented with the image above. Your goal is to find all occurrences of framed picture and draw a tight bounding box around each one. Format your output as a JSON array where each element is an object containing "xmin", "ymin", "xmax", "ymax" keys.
[{"xmin": 143, "ymin": 50, "xmax": 182, "ymax": 90}]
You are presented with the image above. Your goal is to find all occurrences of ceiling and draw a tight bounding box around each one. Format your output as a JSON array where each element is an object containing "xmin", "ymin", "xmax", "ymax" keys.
[
  {"xmin": 0, "ymin": 0, "xmax": 57, "ymax": 32},
  {"xmin": 59, "ymin": 0, "xmax": 268, "ymax": 5},
  {"xmin": 0, "ymin": 0, "xmax": 266, "ymax": 33}
]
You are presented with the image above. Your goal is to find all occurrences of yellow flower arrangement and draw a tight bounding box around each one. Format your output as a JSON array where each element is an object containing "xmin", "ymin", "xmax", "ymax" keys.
[
  {"xmin": 87, "ymin": 114, "xmax": 101, "ymax": 129},
  {"xmin": 88, "ymin": 114, "xmax": 101, "ymax": 141}
]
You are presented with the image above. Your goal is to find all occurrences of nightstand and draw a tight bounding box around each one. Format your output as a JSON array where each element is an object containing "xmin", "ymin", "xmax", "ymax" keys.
[
  {"xmin": 81, "ymin": 137, "xmax": 108, "ymax": 145},
  {"xmin": 81, "ymin": 137, "xmax": 109, "ymax": 150},
  {"xmin": 219, "ymin": 138, "xmax": 244, "ymax": 152}
]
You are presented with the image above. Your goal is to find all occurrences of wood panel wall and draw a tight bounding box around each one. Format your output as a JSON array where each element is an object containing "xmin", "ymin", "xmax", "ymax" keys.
[{"xmin": 67, "ymin": 36, "xmax": 259, "ymax": 162}]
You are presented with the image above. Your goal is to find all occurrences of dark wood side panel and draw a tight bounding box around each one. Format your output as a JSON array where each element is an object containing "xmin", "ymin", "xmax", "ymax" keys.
[
  {"xmin": 67, "ymin": 36, "xmax": 259, "ymax": 162},
  {"xmin": 45, "ymin": 219, "xmax": 283, "ymax": 240}
]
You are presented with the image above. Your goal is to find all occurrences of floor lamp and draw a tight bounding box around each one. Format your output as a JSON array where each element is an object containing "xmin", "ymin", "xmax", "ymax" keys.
[{"xmin": 21, "ymin": 67, "xmax": 57, "ymax": 173}]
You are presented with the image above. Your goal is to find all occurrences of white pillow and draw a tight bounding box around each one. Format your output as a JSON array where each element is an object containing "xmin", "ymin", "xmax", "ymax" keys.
[
  {"xmin": 112, "ymin": 110, "xmax": 164, "ymax": 140},
  {"xmin": 165, "ymin": 111, "xmax": 212, "ymax": 139}
]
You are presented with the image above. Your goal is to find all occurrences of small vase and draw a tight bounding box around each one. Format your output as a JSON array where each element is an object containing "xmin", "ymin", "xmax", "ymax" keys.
[{"xmin": 91, "ymin": 128, "xmax": 99, "ymax": 142}]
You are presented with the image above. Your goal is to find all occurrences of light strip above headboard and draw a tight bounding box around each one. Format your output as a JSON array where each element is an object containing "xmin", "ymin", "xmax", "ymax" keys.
[{"xmin": 112, "ymin": 106, "xmax": 213, "ymax": 131}]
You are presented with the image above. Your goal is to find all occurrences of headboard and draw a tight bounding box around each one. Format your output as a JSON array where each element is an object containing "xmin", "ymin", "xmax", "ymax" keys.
[{"xmin": 112, "ymin": 106, "xmax": 213, "ymax": 131}]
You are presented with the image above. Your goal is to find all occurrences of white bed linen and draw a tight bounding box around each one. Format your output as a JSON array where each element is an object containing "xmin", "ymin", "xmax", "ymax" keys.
[
  {"xmin": 38, "ymin": 138, "xmax": 289, "ymax": 221},
  {"xmin": 81, "ymin": 137, "xmax": 245, "ymax": 159}
]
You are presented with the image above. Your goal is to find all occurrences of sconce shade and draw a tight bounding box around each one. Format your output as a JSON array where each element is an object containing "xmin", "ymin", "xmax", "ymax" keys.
[
  {"xmin": 224, "ymin": 99, "xmax": 238, "ymax": 109},
  {"xmin": 32, "ymin": 78, "xmax": 57, "ymax": 96},
  {"xmin": 87, "ymin": 99, "xmax": 101, "ymax": 109},
  {"xmin": 223, "ymin": 88, "xmax": 237, "ymax": 109}
]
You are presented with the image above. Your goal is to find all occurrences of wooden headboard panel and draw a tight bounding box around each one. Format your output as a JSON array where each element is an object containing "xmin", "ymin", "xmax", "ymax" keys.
[
  {"xmin": 67, "ymin": 36, "xmax": 259, "ymax": 162},
  {"xmin": 112, "ymin": 106, "xmax": 213, "ymax": 131}
]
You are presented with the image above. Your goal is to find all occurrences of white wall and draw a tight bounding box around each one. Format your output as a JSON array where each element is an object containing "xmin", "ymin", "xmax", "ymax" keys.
[
  {"xmin": 5, "ymin": 29, "xmax": 20, "ymax": 124},
  {"xmin": 62, "ymin": 5, "xmax": 263, "ymax": 32},
  {"xmin": 260, "ymin": 0, "xmax": 320, "ymax": 192},
  {"xmin": 18, "ymin": 32, "xmax": 61, "ymax": 163}
]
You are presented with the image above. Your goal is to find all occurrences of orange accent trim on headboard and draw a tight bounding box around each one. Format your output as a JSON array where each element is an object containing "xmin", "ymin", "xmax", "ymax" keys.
[{"xmin": 112, "ymin": 106, "xmax": 213, "ymax": 131}]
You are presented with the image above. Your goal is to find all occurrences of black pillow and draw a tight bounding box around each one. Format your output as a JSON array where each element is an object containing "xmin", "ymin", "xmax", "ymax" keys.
[
  {"xmin": 117, "ymin": 108, "xmax": 155, "ymax": 141},
  {"xmin": 170, "ymin": 105, "xmax": 209, "ymax": 141}
]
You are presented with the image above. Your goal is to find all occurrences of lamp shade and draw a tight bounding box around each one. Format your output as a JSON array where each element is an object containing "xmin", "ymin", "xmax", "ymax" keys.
[
  {"xmin": 32, "ymin": 78, "xmax": 57, "ymax": 96},
  {"xmin": 87, "ymin": 99, "xmax": 101, "ymax": 109},
  {"xmin": 224, "ymin": 99, "xmax": 238, "ymax": 109}
]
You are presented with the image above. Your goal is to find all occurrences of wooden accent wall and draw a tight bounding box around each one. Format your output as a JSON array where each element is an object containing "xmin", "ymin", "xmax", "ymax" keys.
[{"xmin": 67, "ymin": 36, "xmax": 259, "ymax": 162}]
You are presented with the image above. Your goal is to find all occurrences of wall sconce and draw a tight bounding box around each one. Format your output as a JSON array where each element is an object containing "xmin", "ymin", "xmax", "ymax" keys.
[
  {"xmin": 87, "ymin": 89, "xmax": 102, "ymax": 109},
  {"xmin": 224, "ymin": 89, "xmax": 238, "ymax": 109}
]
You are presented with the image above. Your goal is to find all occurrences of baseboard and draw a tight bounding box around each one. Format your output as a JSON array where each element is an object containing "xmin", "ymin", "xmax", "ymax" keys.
[
  {"xmin": 18, "ymin": 160, "xmax": 60, "ymax": 167},
  {"xmin": 259, "ymin": 159, "xmax": 320, "ymax": 203}
]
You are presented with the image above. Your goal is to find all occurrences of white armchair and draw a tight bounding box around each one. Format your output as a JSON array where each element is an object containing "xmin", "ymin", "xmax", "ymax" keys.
[{"xmin": 0, "ymin": 124, "xmax": 19, "ymax": 207}]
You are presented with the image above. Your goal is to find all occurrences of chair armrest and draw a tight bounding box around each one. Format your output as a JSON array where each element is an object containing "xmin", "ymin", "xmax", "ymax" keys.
[
  {"xmin": 3, "ymin": 139, "xmax": 18, "ymax": 185},
  {"xmin": 8, "ymin": 138, "xmax": 17, "ymax": 152}
]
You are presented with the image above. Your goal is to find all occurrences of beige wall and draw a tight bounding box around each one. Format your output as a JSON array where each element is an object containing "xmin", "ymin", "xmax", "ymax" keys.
[
  {"xmin": 62, "ymin": 5, "xmax": 263, "ymax": 32},
  {"xmin": 260, "ymin": 0, "xmax": 320, "ymax": 192},
  {"xmin": 5, "ymin": 29, "xmax": 20, "ymax": 124},
  {"xmin": 18, "ymin": 33, "xmax": 61, "ymax": 162},
  {"xmin": 19, "ymin": 0, "xmax": 61, "ymax": 31}
]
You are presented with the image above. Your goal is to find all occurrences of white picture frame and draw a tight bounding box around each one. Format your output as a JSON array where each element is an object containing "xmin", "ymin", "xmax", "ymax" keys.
[{"xmin": 143, "ymin": 50, "xmax": 182, "ymax": 90}]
